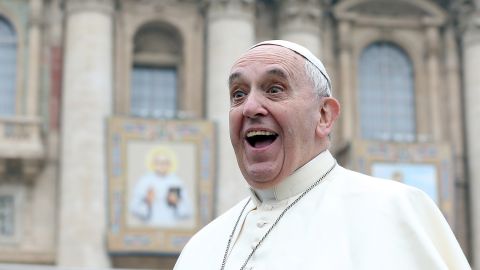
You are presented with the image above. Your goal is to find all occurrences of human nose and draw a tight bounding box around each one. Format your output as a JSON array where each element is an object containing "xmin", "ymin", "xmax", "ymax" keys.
[{"xmin": 242, "ymin": 91, "xmax": 268, "ymax": 118}]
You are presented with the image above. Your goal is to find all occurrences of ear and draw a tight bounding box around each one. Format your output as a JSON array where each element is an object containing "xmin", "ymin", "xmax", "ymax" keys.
[{"xmin": 316, "ymin": 97, "xmax": 340, "ymax": 138}]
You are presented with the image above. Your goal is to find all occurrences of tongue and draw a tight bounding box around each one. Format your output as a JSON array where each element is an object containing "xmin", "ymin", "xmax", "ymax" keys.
[{"xmin": 254, "ymin": 138, "xmax": 275, "ymax": 148}]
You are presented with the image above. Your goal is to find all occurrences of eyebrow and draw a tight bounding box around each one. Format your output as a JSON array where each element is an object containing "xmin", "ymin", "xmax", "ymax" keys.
[
  {"xmin": 228, "ymin": 72, "xmax": 241, "ymax": 87},
  {"xmin": 228, "ymin": 68, "xmax": 289, "ymax": 87},
  {"xmin": 266, "ymin": 68, "xmax": 288, "ymax": 80}
]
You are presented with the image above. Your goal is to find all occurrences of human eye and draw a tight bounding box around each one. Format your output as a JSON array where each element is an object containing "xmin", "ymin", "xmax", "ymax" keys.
[
  {"xmin": 231, "ymin": 89, "xmax": 247, "ymax": 104},
  {"xmin": 266, "ymin": 85, "xmax": 284, "ymax": 94}
]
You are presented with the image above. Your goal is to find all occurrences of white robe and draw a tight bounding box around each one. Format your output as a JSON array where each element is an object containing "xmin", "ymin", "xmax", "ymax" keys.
[
  {"xmin": 129, "ymin": 172, "xmax": 193, "ymax": 227},
  {"xmin": 174, "ymin": 151, "xmax": 470, "ymax": 270}
]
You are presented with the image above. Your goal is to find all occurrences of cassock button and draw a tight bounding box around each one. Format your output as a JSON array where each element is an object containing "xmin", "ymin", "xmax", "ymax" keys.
[
  {"xmin": 256, "ymin": 220, "xmax": 267, "ymax": 228},
  {"xmin": 251, "ymin": 241, "xmax": 259, "ymax": 249}
]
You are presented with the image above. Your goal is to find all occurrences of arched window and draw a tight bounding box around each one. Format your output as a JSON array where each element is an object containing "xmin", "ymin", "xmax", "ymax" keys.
[
  {"xmin": 358, "ymin": 42, "xmax": 416, "ymax": 142},
  {"xmin": 0, "ymin": 16, "xmax": 17, "ymax": 116},
  {"xmin": 130, "ymin": 22, "xmax": 182, "ymax": 119}
]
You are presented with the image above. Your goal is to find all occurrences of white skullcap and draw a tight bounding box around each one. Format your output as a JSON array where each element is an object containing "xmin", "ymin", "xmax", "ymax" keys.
[{"xmin": 250, "ymin": 40, "xmax": 332, "ymax": 96}]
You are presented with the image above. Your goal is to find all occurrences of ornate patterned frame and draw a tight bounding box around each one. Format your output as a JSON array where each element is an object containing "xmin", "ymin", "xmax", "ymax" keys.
[
  {"xmin": 107, "ymin": 117, "xmax": 215, "ymax": 253},
  {"xmin": 351, "ymin": 140, "xmax": 455, "ymax": 227}
]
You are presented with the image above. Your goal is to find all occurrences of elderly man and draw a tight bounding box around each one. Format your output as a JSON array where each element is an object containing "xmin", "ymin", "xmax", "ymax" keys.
[{"xmin": 174, "ymin": 40, "xmax": 470, "ymax": 270}]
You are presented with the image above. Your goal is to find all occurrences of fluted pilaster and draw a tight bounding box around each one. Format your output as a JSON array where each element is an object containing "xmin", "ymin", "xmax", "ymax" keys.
[
  {"xmin": 425, "ymin": 26, "xmax": 442, "ymax": 141},
  {"xmin": 26, "ymin": 0, "xmax": 43, "ymax": 117},
  {"xmin": 337, "ymin": 20, "xmax": 354, "ymax": 144}
]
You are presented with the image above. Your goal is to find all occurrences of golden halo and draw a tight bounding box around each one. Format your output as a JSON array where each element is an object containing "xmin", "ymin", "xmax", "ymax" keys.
[{"xmin": 145, "ymin": 146, "xmax": 178, "ymax": 173}]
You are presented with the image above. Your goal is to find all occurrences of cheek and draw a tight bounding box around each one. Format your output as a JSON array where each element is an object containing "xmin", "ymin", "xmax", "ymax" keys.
[{"xmin": 229, "ymin": 110, "xmax": 242, "ymax": 140}]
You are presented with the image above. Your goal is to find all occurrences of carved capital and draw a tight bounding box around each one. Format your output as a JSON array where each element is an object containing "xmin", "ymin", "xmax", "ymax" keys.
[
  {"xmin": 425, "ymin": 26, "xmax": 440, "ymax": 56},
  {"xmin": 66, "ymin": 0, "xmax": 114, "ymax": 16},
  {"xmin": 205, "ymin": 0, "xmax": 255, "ymax": 21},
  {"xmin": 28, "ymin": 0, "xmax": 43, "ymax": 28},
  {"xmin": 462, "ymin": 10, "xmax": 480, "ymax": 46},
  {"xmin": 338, "ymin": 20, "xmax": 352, "ymax": 52},
  {"xmin": 279, "ymin": 0, "xmax": 323, "ymax": 34}
]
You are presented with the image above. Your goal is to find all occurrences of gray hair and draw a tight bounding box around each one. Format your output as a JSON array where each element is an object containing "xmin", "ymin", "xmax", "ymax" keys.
[{"xmin": 304, "ymin": 60, "xmax": 332, "ymax": 98}]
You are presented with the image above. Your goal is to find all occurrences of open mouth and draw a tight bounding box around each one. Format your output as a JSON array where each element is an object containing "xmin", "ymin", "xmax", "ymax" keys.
[{"xmin": 245, "ymin": 130, "xmax": 278, "ymax": 148}]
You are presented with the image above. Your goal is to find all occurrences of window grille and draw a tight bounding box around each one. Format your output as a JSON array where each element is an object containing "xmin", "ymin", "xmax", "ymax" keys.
[
  {"xmin": 358, "ymin": 42, "xmax": 416, "ymax": 142},
  {"xmin": 0, "ymin": 16, "xmax": 17, "ymax": 116},
  {"xmin": 0, "ymin": 195, "xmax": 15, "ymax": 237},
  {"xmin": 130, "ymin": 66, "xmax": 177, "ymax": 119}
]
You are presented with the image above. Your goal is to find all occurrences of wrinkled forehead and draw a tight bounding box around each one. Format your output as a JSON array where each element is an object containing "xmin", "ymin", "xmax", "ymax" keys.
[
  {"xmin": 240, "ymin": 40, "xmax": 332, "ymax": 93},
  {"xmin": 231, "ymin": 45, "xmax": 305, "ymax": 76}
]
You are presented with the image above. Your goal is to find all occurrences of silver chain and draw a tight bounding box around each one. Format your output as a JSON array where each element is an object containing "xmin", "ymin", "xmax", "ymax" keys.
[{"xmin": 220, "ymin": 161, "xmax": 337, "ymax": 270}]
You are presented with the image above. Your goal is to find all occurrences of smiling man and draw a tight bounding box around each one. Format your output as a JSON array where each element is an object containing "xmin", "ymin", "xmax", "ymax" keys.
[{"xmin": 174, "ymin": 40, "xmax": 470, "ymax": 270}]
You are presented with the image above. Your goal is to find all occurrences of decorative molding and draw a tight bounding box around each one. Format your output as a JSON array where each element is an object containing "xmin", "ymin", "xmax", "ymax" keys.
[
  {"xmin": 333, "ymin": 0, "xmax": 447, "ymax": 27},
  {"xmin": 462, "ymin": 10, "xmax": 480, "ymax": 46},
  {"xmin": 120, "ymin": 0, "xmax": 198, "ymax": 14},
  {"xmin": 450, "ymin": 0, "xmax": 474, "ymax": 31},
  {"xmin": 348, "ymin": 1, "xmax": 426, "ymax": 17},
  {"xmin": 279, "ymin": 0, "xmax": 323, "ymax": 34},
  {"xmin": 65, "ymin": 0, "xmax": 114, "ymax": 16}
]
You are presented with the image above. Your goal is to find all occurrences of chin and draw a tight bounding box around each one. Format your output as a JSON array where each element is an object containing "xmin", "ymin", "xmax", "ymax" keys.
[{"xmin": 244, "ymin": 170, "xmax": 280, "ymax": 189}]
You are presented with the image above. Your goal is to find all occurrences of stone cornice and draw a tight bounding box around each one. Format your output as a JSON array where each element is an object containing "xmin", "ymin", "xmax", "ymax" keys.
[
  {"xmin": 65, "ymin": 0, "xmax": 114, "ymax": 16},
  {"xmin": 120, "ymin": 0, "xmax": 198, "ymax": 14}
]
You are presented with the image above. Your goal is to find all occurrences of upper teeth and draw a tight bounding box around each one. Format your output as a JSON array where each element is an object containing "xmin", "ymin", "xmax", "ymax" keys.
[{"xmin": 246, "ymin": 131, "xmax": 276, "ymax": 137}]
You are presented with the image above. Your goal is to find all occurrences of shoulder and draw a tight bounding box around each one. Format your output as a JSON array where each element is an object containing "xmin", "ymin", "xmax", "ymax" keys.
[
  {"xmin": 335, "ymin": 165, "xmax": 422, "ymax": 194},
  {"xmin": 331, "ymin": 166, "xmax": 435, "ymax": 210}
]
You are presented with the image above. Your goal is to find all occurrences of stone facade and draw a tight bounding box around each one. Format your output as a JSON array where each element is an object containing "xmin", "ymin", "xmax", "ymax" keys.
[{"xmin": 0, "ymin": 0, "xmax": 478, "ymax": 269}]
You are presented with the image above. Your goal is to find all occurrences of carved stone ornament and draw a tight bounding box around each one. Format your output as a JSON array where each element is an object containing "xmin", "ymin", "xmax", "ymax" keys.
[
  {"xmin": 463, "ymin": 12, "xmax": 480, "ymax": 45},
  {"xmin": 120, "ymin": 0, "xmax": 197, "ymax": 13},
  {"xmin": 204, "ymin": 0, "xmax": 255, "ymax": 19},
  {"xmin": 333, "ymin": 0, "xmax": 446, "ymax": 27},
  {"xmin": 451, "ymin": 0, "xmax": 480, "ymax": 44},
  {"xmin": 28, "ymin": 0, "xmax": 43, "ymax": 28},
  {"xmin": 279, "ymin": 0, "xmax": 323, "ymax": 33},
  {"xmin": 348, "ymin": 0, "xmax": 428, "ymax": 18}
]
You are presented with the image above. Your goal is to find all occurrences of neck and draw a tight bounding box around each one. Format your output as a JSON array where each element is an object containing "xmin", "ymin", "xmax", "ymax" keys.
[{"xmin": 249, "ymin": 150, "xmax": 335, "ymax": 203}]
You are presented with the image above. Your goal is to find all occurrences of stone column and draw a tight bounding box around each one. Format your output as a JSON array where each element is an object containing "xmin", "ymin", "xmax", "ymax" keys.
[
  {"xmin": 26, "ymin": 0, "xmax": 42, "ymax": 116},
  {"xmin": 58, "ymin": 0, "xmax": 113, "ymax": 267},
  {"xmin": 206, "ymin": 0, "xmax": 255, "ymax": 214},
  {"xmin": 445, "ymin": 26, "xmax": 469, "ymax": 252},
  {"xmin": 337, "ymin": 20, "xmax": 354, "ymax": 144},
  {"xmin": 425, "ymin": 26, "xmax": 442, "ymax": 141},
  {"xmin": 278, "ymin": 0, "xmax": 323, "ymax": 56},
  {"xmin": 464, "ymin": 7, "xmax": 480, "ymax": 268}
]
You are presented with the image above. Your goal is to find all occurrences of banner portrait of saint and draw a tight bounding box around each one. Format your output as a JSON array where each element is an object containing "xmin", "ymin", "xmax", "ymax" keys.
[{"xmin": 128, "ymin": 145, "xmax": 196, "ymax": 228}]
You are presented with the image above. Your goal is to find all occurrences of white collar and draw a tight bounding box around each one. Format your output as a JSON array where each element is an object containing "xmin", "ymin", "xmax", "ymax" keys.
[{"xmin": 249, "ymin": 150, "xmax": 336, "ymax": 205}]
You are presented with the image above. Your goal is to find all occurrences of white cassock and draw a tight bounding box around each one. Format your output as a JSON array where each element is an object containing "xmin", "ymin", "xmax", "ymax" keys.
[{"xmin": 174, "ymin": 151, "xmax": 470, "ymax": 270}]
